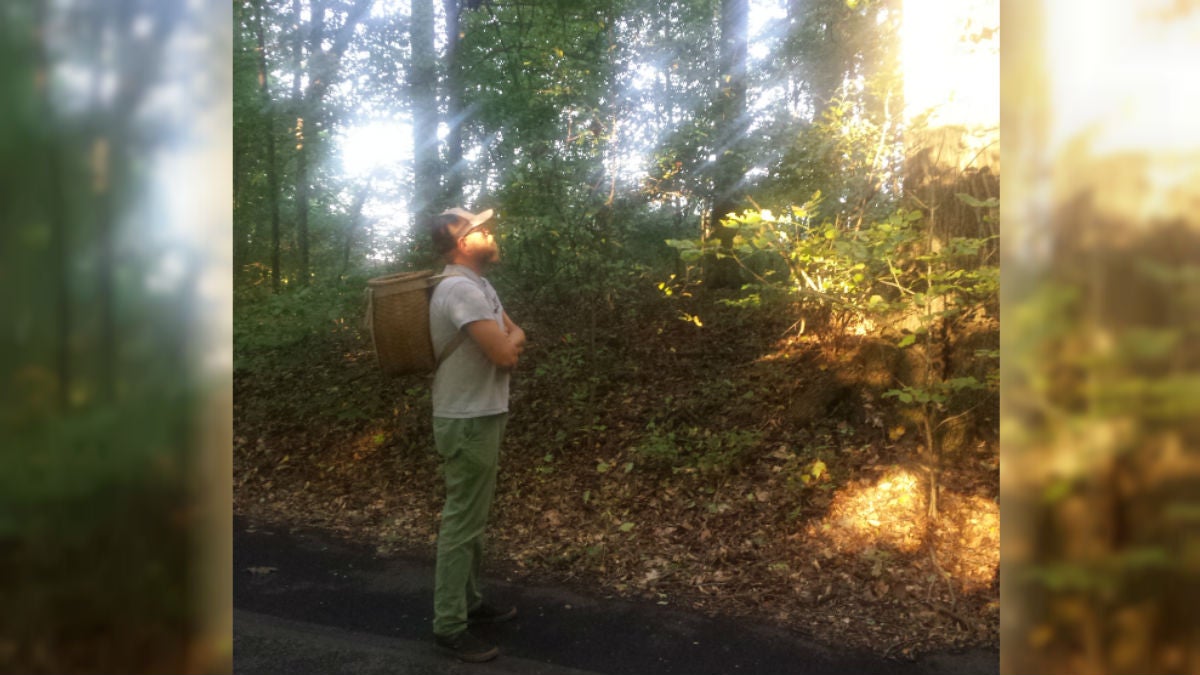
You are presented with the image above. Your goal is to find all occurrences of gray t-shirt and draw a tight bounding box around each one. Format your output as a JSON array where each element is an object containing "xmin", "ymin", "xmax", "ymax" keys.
[{"xmin": 429, "ymin": 264, "xmax": 510, "ymax": 418}]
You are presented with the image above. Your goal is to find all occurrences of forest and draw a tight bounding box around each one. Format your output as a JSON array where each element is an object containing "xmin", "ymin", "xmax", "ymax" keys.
[{"xmin": 232, "ymin": 0, "xmax": 1001, "ymax": 662}]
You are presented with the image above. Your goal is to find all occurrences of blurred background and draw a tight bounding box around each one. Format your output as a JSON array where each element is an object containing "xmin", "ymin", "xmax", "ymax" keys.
[
  {"xmin": 0, "ymin": 1, "xmax": 231, "ymax": 673},
  {"xmin": 1003, "ymin": 1, "xmax": 1200, "ymax": 673}
]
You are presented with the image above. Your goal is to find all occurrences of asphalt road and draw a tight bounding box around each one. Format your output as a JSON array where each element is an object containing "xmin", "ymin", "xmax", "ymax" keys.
[{"xmin": 233, "ymin": 516, "xmax": 998, "ymax": 675}]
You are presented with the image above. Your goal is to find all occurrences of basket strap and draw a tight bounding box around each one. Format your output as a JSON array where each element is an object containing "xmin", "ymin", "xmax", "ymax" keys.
[
  {"xmin": 435, "ymin": 329, "xmax": 468, "ymax": 368},
  {"xmin": 432, "ymin": 271, "xmax": 470, "ymax": 371}
]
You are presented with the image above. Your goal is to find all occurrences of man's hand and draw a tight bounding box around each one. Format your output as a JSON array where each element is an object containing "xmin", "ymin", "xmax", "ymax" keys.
[{"xmin": 503, "ymin": 312, "xmax": 526, "ymax": 353}]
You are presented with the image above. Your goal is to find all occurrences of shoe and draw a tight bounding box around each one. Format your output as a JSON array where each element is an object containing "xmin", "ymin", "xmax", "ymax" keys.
[
  {"xmin": 468, "ymin": 601, "xmax": 518, "ymax": 624},
  {"xmin": 435, "ymin": 630, "xmax": 500, "ymax": 663}
]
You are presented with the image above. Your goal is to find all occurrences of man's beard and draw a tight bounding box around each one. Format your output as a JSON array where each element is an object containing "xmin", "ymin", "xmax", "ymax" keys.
[{"xmin": 472, "ymin": 245, "xmax": 500, "ymax": 267}]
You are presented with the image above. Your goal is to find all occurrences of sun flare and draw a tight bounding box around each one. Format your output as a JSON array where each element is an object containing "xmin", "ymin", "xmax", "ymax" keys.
[{"xmin": 340, "ymin": 121, "xmax": 411, "ymax": 177}]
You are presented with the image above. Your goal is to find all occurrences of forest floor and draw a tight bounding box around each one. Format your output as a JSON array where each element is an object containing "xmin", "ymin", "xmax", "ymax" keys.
[{"xmin": 233, "ymin": 284, "xmax": 999, "ymax": 660}]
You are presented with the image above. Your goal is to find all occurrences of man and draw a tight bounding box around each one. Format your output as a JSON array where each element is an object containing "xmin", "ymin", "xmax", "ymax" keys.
[{"xmin": 427, "ymin": 207, "xmax": 526, "ymax": 663}]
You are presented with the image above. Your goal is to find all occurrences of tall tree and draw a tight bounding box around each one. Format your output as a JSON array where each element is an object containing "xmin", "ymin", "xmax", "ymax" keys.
[
  {"xmin": 294, "ymin": 0, "xmax": 325, "ymax": 286},
  {"xmin": 787, "ymin": 0, "xmax": 855, "ymax": 117},
  {"xmin": 626, "ymin": 0, "xmax": 723, "ymax": 226},
  {"xmin": 705, "ymin": 0, "xmax": 749, "ymax": 288},
  {"xmin": 253, "ymin": 0, "xmax": 284, "ymax": 292},
  {"xmin": 342, "ymin": 171, "xmax": 376, "ymax": 276},
  {"xmin": 452, "ymin": 0, "xmax": 626, "ymax": 302},
  {"xmin": 290, "ymin": 0, "xmax": 374, "ymax": 286},
  {"xmin": 34, "ymin": 1, "xmax": 71, "ymax": 410},
  {"xmin": 83, "ymin": 0, "xmax": 174, "ymax": 401},
  {"xmin": 751, "ymin": 0, "xmax": 901, "ymax": 227},
  {"xmin": 410, "ymin": 0, "xmax": 440, "ymax": 227},
  {"xmin": 442, "ymin": 0, "xmax": 465, "ymax": 206},
  {"xmin": 89, "ymin": 3, "xmax": 117, "ymax": 403}
]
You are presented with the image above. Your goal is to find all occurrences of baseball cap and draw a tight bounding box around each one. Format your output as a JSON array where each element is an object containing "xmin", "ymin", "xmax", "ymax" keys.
[
  {"xmin": 432, "ymin": 207, "xmax": 495, "ymax": 253},
  {"xmin": 442, "ymin": 207, "xmax": 494, "ymax": 233}
]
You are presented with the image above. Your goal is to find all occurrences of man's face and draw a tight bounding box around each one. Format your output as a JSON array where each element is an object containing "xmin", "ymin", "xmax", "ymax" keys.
[{"xmin": 459, "ymin": 224, "xmax": 500, "ymax": 265}]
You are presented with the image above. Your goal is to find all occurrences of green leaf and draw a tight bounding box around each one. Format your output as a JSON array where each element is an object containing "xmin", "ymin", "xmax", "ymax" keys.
[
  {"xmin": 1165, "ymin": 503, "xmax": 1200, "ymax": 522},
  {"xmin": 947, "ymin": 376, "xmax": 983, "ymax": 390},
  {"xmin": 955, "ymin": 193, "xmax": 999, "ymax": 209},
  {"xmin": 1042, "ymin": 479, "xmax": 1072, "ymax": 504},
  {"xmin": 810, "ymin": 459, "xmax": 827, "ymax": 478},
  {"xmin": 619, "ymin": 522, "xmax": 635, "ymax": 532},
  {"xmin": 898, "ymin": 333, "xmax": 916, "ymax": 348},
  {"xmin": 1116, "ymin": 548, "xmax": 1171, "ymax": 570},
  {"xmin": 596, "ymin": 461, "xmax": 611, "ymax": 473}
]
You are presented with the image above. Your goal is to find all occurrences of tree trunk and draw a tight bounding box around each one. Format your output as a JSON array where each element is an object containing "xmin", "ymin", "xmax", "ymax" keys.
[
  {"xmin": 288, "ymin": 0, "xmax": 373, "ymax": 286},
  {"xmin": 49, "ymin": 146, "xmax": 71, "ymax": 410},
  {"xmin": 342, "ymin": 175, "xmax": 374, "ymax": 277},
  {"xmin": 705, "ymin": 0, "xmax": 749, "ymax": 289},
  {"xmin": 295, "ymin": 0, "xmax": 328, "ymax": 287},
  {"xmin": 288, "ymin": 0, "xmax": 305, "ymax": 288},
  {"xmin": 35, "ymin": 1, "xmax": 71, "ymax": 410},
  {"xmin": 90, "ymin": 3, "xmax": 117, "ymax": 403},
  {"xmin": 295, "ymin": 128, "xmax": 311, "ymax": 285},
  {"xmin": 411, "ymin": 0, "xmax": 441, "ymax": 228},
  {"xmin": 442, "ymin": 0, "xmax": 465, "ymax": 206},
  {"xmin": 86, "ymin": 0, "xmax": 173, "ymax": 401},
  {"xmin": 94, "ymin": 138, "xmax": 116, "ymax": 402},
  {"xmin": 255, "ymin": 0, "xmax": 283, "ymax": 293}
]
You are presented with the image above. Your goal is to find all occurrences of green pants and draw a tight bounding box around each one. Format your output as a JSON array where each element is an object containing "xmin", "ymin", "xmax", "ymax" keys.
[{"xmin": 431, "ymin": 413, "xmax": 508, "ymax": 638}]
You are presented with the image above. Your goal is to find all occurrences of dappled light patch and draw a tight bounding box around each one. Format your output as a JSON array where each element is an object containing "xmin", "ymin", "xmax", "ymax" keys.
[
  {"xmin": 347, "ymin": 428, "xmax": 390, "ymax": 461},
  {"xmin": 932, "ymin": 492, "xmax": 1000, "ymax": 593},
  {"xmin": 848, "ymin": 316, "xmax": 877, "ymax": 336},
  {"xmin": 810, "ymin": 466, "xmax": 999, "ymax": 594},
  {"xmin": 813, "ymin": 467, "xmax": 927, "ymax": 554}
]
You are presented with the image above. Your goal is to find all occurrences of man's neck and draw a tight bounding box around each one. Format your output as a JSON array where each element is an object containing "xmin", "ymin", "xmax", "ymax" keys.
[{"xmin": 447, "ymin": 256, "xmax": 486, "ymax": 276}]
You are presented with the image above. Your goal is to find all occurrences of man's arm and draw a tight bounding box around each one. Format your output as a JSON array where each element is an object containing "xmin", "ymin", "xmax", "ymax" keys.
[{"xmin": 465, "ymin": 319, "xmax": 522, "ymax": 370}]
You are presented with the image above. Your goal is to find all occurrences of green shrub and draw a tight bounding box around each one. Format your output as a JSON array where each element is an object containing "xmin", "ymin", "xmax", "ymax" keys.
[
  {"xmin": 234, "ymin": 278, "xmax": 369, "ymax": 371},
  {"xmin": 633, "ymin": 424, "xmax": 761, "ymax": 475}
]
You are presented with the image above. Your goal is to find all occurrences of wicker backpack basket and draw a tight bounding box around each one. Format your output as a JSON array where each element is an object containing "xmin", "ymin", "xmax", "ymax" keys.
[{"xmin": 365, "ymin": 270, "xmax": 465, "ymax": 376}]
